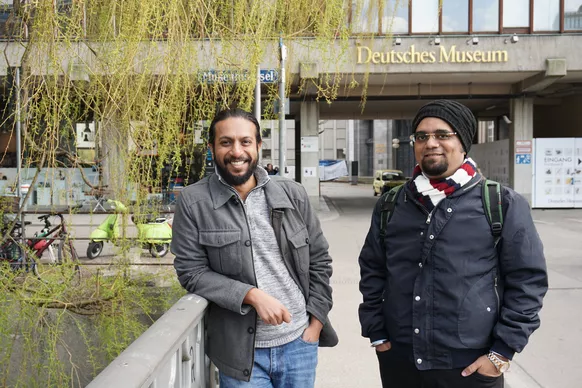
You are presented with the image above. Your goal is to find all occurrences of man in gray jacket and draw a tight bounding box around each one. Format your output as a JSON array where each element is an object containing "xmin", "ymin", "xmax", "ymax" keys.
[
  {"xmin": 172, "ymin": 108, "xmax": 337, "ymax": 387},
  {"xmin": 358, "ymin": 100, "xmax": 548, "ymax": 388}
]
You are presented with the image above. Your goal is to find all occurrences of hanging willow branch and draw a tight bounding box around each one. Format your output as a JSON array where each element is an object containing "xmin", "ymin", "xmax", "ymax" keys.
[{"xmin": 0, "ymin": 2, "xmax": 386, "ymax": 386}]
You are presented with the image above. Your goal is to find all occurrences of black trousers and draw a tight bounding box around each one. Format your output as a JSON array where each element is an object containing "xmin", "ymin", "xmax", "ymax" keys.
[{"xmin": 377, "ymin": 349, "xmax": 504, "ymax": 388}]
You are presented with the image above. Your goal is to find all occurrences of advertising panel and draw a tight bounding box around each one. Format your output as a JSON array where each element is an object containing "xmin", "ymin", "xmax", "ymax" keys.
[{"xmin": 533, "ymin": 138, "xmax": 582, "ymax": 208}]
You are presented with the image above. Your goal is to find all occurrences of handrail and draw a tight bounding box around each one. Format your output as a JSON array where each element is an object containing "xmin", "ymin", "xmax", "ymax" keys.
[{"xmin": 87, "ymin": 294, "xmax": 213, "ymax": 388}]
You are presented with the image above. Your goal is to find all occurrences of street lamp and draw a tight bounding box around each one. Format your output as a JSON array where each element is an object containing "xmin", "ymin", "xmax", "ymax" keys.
[{"xmin": 278, "ymin": 36, "xmax": 287, "ymax": 176}]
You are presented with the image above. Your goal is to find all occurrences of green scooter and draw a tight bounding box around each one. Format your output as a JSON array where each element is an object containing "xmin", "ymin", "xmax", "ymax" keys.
[{"xmin": 86, "ymin": 199, "xmax": 172, "ymax": 259}]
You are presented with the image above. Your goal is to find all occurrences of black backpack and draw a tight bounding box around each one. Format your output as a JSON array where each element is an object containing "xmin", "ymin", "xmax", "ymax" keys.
[{"xmin": 379, "ymin": 179, "xmax": 504, "ymax": 247}]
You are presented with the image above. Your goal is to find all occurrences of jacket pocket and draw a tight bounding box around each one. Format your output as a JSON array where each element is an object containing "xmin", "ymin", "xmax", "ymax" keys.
[
  {"xmin": 199, "ymin": 230, "xmax": 242, "ymax": 276},
  {"xmin": 458, "ymin": 269, "xmax": 498, "ymax": 348},
  {"xmin": 289, "ymin": 227, "xmax": 310, "ymax": 274}
]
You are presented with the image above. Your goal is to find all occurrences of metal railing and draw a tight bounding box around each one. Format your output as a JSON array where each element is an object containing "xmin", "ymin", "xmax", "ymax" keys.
[{"xmin": 87, "ymin": 294, "xmax": 217, "ymax": 388}]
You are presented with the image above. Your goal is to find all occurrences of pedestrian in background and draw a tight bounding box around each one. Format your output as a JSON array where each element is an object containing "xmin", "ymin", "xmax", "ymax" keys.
[
  {"xmin": 358, "ymin": 100, "xmax": 548, "ymax": 388},
  {"xmin": 265, "ymin": 163, "xmax": 276, "ymax": 175},
  {"xmin": 172, "ymin": 108, "xmax": 337, "ymax": 387}
]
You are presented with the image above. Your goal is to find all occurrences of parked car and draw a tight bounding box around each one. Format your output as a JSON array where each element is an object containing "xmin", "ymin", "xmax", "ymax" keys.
[{"xmin": 372, "ymin": 169, "xmax": 408, "ymax": 196}]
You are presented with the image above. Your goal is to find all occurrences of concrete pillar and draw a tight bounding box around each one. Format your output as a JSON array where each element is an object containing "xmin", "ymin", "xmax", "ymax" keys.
[
  {"xmin": 299, "ymin": 101, "xmax": 320, "ymax": 198},
  {"xmin": 509, "ymin": 97, "xmax": 534, "ymax": 204},
  {"xmin": 373, "ymin": 120, "xmax": 388, "ymax": 169},
  {"xmin": 386, "ymin": 121, "xmax": 394, "ymax": 169},
  {"xmin": 99, "ymin": 106, "xmax": 130, "ymax": 201}
]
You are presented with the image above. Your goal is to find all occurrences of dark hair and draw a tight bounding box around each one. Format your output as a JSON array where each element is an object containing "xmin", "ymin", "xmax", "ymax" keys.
[{"xmin": 208, "ymin": 108, "xmax": 261, "ymax": 146}]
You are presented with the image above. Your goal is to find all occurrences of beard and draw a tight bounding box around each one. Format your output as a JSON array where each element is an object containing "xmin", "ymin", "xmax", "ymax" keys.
[
  {"xmin": 421, "ymin": 158, "xmax": 448, "ymax": 177},
  {"xmin": 214, "ymin": 154, "xmax": 259, "ymax": 187}
]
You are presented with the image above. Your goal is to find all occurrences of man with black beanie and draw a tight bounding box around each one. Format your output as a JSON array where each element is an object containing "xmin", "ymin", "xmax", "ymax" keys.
[{"xmin": 358, "ymin": 100, "xmax": 548, "ymax": 388}]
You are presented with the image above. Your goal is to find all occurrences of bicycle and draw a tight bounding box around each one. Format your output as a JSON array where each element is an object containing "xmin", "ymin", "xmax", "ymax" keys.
[
  {"xmin": 0, "ymin": 216, "xmax": 36, "ymax": 275},
  {"xmin": 27, "ymin": 210, "xmax": 82, "ymax": 280}
]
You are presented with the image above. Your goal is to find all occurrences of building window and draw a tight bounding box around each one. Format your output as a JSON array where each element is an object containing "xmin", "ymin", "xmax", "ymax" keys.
[
  {"xmin": 565, "ymin": 0, "xmax": 582, "ymax": 30},
  {"xmin": 337, "ymin": 149, "xmax": 346, "ymax": 159},
  {"xmin": 473, "ymin": 0, "xmax": 499, "ymax": 32},
  {"xmin": 381, "ymin": 0, "xmax": 409, "ymax": 34},
  {"xmin": 534, "ymin": 0, "xmax": 560, "ymax": 31},
  {"xmin": 348, "ymin": 0, "xmax": 582, "ymax": 36},
  {"xmin": 262, "ymin": 127, "xmax": 271, "ymax": 139},
  {"xmin": 412, "ymin": 0, "xmax": 439, "ymax": 33},
  {"xmin": 0, "ymin": 0, "xmax": 12, "ymax": 11},
  {"xmin": 352, "ymin": 0, "xmax": 380, "ymax": 34},
  {"xmin": 503, "ymin": 0, "xmax": 530, "ymax": 28},
  {"xmin": 262, "ymin": 149, "xmax": 271, "ymax": 160},
  {"xmin": 442, "ymin": 0, "xmax": 469, "ymax": 32}
]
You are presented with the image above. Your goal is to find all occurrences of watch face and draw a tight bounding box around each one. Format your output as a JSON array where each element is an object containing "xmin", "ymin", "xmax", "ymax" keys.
[{"xmin": 499, "ymin": 363, "xmax": 509, "ymax": 373}]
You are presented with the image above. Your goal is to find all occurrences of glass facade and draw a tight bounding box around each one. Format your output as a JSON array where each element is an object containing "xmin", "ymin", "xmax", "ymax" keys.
[
  {"xmin": 411, "ymin": 0, "xmax": 439, "ymax": 33},
  {"xmin": 473, "ymin": 0, "xmax": 500, "ymax": 31},
  {"xmin": 352, "ymin": 0, "xmax": 380, "ymax": 33},
  {"xmin": 534, "ymin": 0, "xmax": 560, "ymax": 30},
  {"xmin": 348, "ymin": 0, "xmax": 582, "ymax": 35},
  {"xmin": 503, "ymin": 0, "xmax": 530, "ymax": 27},
  {"xmin": 565, "ymin": 0, "xmax": 582, "ymax": 30},
  {"xmin": 442, "ymin": 0, "xmax": 469, "ymax": 32},
  {"xmin": 382, "ymin": 0, "xmax": 409, "ymax": 34},
  {"xmin": 3, "ymin": 0, "xmax": 582, "ymax": 39}
]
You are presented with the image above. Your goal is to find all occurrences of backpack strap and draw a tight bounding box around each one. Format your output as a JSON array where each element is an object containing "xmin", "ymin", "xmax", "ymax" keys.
[
  {"xmin": 482, "ymin": 179, "xmax": 504, "ymax": 247},
  {"xmin": 379, "ymin": 184, "xmax": 404, "ymax": 239}
]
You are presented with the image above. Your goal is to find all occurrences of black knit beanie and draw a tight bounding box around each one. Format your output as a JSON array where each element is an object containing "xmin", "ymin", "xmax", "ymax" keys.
[{"xmin": 411, "ymin": 100, "xmax": 477, "ymax": 154}]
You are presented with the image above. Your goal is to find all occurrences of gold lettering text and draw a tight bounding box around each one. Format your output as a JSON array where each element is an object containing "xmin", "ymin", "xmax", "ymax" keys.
[
  {"xmin": 473, "ymin": 51, "xmax": 482, "ymax": 62},
  {"xmin": 439, "ymin": 45, "xmax": 456, "ymax": 63},
  {"xmin": 411, "ymin": 45, "xmax": 421, "ymax": 63},
  {"xmin": 357, "ymin": 46, "xmax": 372, "ymax": 64},
  {"xmin": 372, "ymin": 51, "xmax": 381, "ymax": 64},
  {"xmin": 493, "ymin": 51, "xmax": 508, "ymax": 62}
]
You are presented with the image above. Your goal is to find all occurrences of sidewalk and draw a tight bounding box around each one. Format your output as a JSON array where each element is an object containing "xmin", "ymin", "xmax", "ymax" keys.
[{"xmin": 314, "ymin": 181, "xmax": 582, "ymax": 388}]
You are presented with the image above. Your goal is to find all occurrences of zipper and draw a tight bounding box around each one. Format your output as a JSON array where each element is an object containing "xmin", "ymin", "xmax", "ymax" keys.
[
  {"xmin": 426, "ymin": 211, "xmax": 433, "ymax": 224},
  {"xmin": 494, "ymin": 275, "xmax": 500, "ymax": 314},
  {"xmin": 462, "ymin": 179, "xmax": 481, "ymax": 192}
]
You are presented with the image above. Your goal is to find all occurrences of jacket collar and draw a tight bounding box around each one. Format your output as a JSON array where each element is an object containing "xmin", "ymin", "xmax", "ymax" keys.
[{"xmin": 208, "ymin": 167, "xmax": 294, "ymax": 210}]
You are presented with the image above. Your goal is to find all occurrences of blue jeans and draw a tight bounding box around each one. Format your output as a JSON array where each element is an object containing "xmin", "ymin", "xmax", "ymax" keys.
[{"xmin": 219, "ymin": 336, "xmax": 318, "ymax": 388}]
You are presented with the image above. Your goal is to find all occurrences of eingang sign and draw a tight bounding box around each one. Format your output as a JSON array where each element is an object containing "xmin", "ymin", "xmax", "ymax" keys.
[{"xmin": 357, "ymin": 45, "xmax": 508, "ymax": 65}]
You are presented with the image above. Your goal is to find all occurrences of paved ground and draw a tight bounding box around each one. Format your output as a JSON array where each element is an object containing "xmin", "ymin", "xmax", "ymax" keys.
[{"xmin": 19, "ymin": 181, "xmax": 581, "ymax": 387}]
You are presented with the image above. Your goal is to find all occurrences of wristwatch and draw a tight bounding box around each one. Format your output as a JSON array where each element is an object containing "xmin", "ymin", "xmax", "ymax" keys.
[
  {"xmin": 487, "ymin": 352, "xmax": 510, "ymax": 373},
  {"xmin": 370, "ymin": 339, "xmax": 388, "ymax": 348}
]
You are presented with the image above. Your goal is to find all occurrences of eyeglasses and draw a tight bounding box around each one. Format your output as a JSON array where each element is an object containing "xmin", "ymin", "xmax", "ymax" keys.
[{"xmin": 410, "ymin": 130, "xmax": 458, "ymax": 143}]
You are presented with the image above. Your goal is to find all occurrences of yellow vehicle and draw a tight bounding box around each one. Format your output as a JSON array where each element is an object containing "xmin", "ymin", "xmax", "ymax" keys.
[{"xmin": 373, "ymin": 169, "xmax": 408, "ymax": 196}]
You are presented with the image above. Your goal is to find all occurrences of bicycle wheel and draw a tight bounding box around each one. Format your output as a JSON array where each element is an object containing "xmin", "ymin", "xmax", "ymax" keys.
[
  {"xmin": 5, "ymin": 242, "xmax": 40, "ymax": 278},
  {"xmin": 57, "ymin": 236, "xmax": 81, "ymax": 282},
  {"xmin": 7, "ymin": 242, "xmax": 23, "ymax": 271}
]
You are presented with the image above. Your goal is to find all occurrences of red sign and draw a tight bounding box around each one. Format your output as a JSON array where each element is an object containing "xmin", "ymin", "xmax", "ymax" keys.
[{"xmin": 515, "ymin": 140, "xmax": 532, "ymax": 154}]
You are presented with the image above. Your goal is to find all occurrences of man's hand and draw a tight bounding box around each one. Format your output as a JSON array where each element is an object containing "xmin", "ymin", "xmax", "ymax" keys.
[
  {"xmin": 375, "ymin": 341, "xmax": 392, "ymax": 353},
  {"xmin": 461, "ymin": 355, "xmax": 502, "ymax": 378},
  {"xmin": 302, "ymin": 316, "xmax": 324, "ymax": 343},
  {"xmin": 244, "ymin": 288, "xmax": 291, "ymax": 325}
]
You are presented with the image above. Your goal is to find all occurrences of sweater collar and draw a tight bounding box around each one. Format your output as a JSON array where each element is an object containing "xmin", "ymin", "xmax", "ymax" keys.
[{"xmin": 209, "ymin": 166, "xmax": 293, "ymax": 210}]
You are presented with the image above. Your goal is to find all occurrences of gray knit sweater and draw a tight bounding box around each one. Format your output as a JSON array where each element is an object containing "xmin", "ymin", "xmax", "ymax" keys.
[{"xmin": 218, "ymin": 168, "xmax": 309, "ymax": 348}]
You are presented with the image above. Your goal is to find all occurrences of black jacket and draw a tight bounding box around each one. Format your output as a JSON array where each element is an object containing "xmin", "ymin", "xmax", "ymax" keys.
[{"xmin": 358, "ymin": 175, "xmax": 548, "ymax": 370}]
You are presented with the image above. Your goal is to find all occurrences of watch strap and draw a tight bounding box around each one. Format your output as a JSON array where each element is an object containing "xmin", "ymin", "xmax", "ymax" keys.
[{"xmin": 487, "ymin": 351, "xmax": 510, "ymax": 372}]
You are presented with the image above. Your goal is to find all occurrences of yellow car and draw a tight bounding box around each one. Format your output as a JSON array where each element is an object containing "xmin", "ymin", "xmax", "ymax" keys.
[{"xmin": 373, "ymin": 169, "xmax": 408, "ymax": 196}]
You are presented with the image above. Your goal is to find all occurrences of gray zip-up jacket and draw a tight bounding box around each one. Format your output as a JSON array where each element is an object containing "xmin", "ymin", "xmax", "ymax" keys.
[
  {"xmin": 359, "ymin": 175, "xmax": 548, "ymax": 369},
  {"xmin": 172, "ymin": 173, "xmax": 337, "ymax": 382}
]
